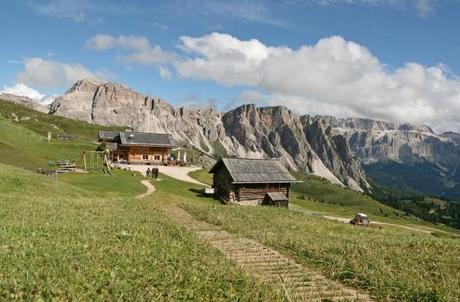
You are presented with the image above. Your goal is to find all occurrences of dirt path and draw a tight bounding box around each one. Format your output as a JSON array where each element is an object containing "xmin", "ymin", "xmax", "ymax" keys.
[
  {"xmin": 158, "ymin": 204, "xmax": 373, "ymax": 301},
  {"xmin": 117, "ymin": 164, "xmax": 209, "ymax": 187},
  {"xmin": 136, "ymin": 180, "xmax": 156, "ymax": 198}
]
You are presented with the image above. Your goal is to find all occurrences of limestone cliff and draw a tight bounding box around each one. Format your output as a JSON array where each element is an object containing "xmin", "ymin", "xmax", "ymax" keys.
[{"xmin": 49, "ymin": 79, "xmax": 370, "ymax": 191}]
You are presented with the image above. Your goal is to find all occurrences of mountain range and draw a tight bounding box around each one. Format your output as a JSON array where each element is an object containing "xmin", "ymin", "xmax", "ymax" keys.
[{"xmin": 7, "ymin": 78, "xmax": 460, "ymax": 200}]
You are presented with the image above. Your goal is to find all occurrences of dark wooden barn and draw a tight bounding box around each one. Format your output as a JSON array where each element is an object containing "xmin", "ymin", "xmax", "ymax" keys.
[{"xmin": 209, "ymin": 158, "xmax": 299, "ymax": 207}]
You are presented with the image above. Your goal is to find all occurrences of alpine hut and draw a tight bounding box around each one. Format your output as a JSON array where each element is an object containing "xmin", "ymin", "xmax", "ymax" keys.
[
  {"xmin": 98, "ymin": 130, "xmax": 176, "ymax": 164},
  {"xmin": 209, "ymin": 158, "xmax": 299, "ymax": 207}
]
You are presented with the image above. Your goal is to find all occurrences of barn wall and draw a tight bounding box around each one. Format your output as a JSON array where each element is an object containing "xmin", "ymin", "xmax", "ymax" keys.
[
  {"xmin": 237, "ymin": 183, "xmax": 290, "ymax": 206},
  {"xmin": 213, "ymin": 167, "xmax": 236, "ymax": 203}
]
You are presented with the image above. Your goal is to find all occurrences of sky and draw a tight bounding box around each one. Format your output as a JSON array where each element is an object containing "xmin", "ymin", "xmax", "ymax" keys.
[{"xmin": 1, "ymin": 0, "xmax": 460, "ymax": 133}]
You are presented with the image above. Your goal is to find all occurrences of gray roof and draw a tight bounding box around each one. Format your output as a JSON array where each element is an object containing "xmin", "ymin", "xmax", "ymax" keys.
[
  {"xmin": 265, "ymin": 192, "xmax": 288, "ymax": 201},
  {"xmin": 98, "ymin": 131, "xmax": 119, "ymax": 141},
  {"xmin": 119, "ymin": 131, "xmax": 176, "ymax": 148},
  {"xmin": 106, "ymin": 142, "xmax": 118, "ymax": 151},
  {"xmin": 210, "ymin": 158, "xmax": 298, "ymax": 184}
]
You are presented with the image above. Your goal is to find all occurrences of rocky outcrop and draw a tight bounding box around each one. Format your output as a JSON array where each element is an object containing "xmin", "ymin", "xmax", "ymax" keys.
[
  {"xmin": 49, "ymin": 79, "xmax": 370, "ymax": 191},
  {"xmin": 0, "ymin": 93, "xmax": 49, "ymax": 113},
  {"xmin": 318, "ymin": 116, "xmax": 460, "ymax": 167}
]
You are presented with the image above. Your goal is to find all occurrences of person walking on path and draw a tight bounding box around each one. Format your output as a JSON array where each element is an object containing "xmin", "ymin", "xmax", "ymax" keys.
[{"xmin": 146, "ymin": 167, "xmax": 151, "ymax": 178}]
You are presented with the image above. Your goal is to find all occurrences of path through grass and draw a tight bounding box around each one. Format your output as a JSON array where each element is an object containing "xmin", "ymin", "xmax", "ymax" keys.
[
  {"xmin": 0, "ymin": 164, "xmax": 279, "ymax": 300},
  {"xmin": 163, "ymin": 174, "xmax": 460, "ymax": 301}
]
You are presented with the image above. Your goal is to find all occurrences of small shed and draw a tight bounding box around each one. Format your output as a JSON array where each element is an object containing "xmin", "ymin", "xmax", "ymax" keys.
[
  {"xmin": 262, "ymin": 192, "xmax": 289, "ymax": 207},
  {"xmin": 209, "ymin": 158, "xmax": 300, "ymax": 207}
]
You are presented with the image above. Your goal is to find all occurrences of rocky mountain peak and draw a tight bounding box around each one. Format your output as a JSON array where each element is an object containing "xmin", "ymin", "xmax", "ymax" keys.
[
  {"xmin": 49, "ymin": 80, "xmax": 371, "ymax": 191},
  {"xmin": 66, "ymin": 78, "xmax": 105, "ymax": 94}
]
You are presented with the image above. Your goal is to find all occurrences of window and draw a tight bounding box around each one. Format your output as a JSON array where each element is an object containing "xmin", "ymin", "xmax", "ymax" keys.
[
  {"xmin": 154, "ymin": 155, "xmax": 161, "ymax": 160},
  {"xmin": 142, "ymin": 155, "xmax": 148, "ymax": 160}
]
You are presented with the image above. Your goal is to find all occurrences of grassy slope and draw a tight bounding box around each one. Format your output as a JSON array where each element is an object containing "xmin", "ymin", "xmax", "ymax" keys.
[
  {"xmin": 0, "ymin": 100, "xmax": 126, "ymax": 169},
  {"xmin": 58, "ymin": 170, "xmax": 146, "ymax": 198},
  {"xmin": 0, "ymin": 163, "xmax": 278, "ymax": 301},
  {"xmin": 157, "ymin": 175, "xmax": 460, "ymax": 302},
  {"xmin": 188, "ymin": 169, "xmax": 458, "ymax": 232},
  {"xmin": 2, "ymin": 101, "xmax": 459, "ymax": 300},
  {"xmin": 0, "ymin": 116, "xmax": 93, "ymax": 169},
  {"xmin": 0, "ymin": 100, "xmax": 123, "ymax": 141},
  {"xmin": 188, "ymin": 168, "xmax": 213, "ymax": 186}
]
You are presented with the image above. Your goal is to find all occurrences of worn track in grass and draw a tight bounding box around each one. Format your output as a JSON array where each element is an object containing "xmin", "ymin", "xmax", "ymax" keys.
[{"xmin": 158, "ymin": 203, "xmax": 373, "ymax": 301}]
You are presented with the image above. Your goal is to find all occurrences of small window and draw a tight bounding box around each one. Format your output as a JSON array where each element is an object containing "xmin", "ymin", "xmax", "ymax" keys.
[
  {"xmin": 143, "ymin": 155, "xmax": 148, "ymax": 160},
  {"xmin": 154, "ymin": 155, "xmax": 161, "ymax": 160}
]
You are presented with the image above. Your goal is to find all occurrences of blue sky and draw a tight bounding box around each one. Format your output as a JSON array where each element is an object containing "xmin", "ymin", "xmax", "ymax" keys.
[{"xmin": 1, "ymin": 0, "xmax": 460, "ymax": 132}]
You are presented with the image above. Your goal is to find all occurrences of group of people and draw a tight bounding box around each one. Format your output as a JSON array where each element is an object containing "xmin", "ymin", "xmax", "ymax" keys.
[{"xmin": 146, "ymin": 167, "xmax": 159, "ymax": 179}]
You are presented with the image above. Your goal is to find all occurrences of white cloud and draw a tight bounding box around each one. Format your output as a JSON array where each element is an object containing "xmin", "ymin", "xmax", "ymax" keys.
[
  {"xmin": 303, "ymin": 0, "xmax": 438, "ymax": 18},
  {"xmin": 175, "ymin": 33, "xmax": 460, "ymax": 133},
  {"xmin": 1, "ymin": 83, "xmax": 45, "ymax": 100},
  {"xmin": 0, "ymin": 83, "xmax": 57, "ymax": 105},
  {"xmin": 30, "ymin": 0, "xmax": 87, "ymax": 22},
  {"xmin": 415, "ymin": 0, "xmax": 435, "ymax": 17},
  {"xmin": 16, "ymin": 58, "xmax": 96, "ymax": 88},
  {"xmin": 199, "ymin": 1, "xmax": 286, "ymax": 26},
  {"xmin": 159, "ymin": 66, "xmax": 172, "ymax": 79},
  {"xmin": 176, "ymin": 33, "xmax": 288, "ymax": 86},
  {"xmin": 86, "ymin": 34, "xmax": 175, "ymax": 65},
  {"xmin": 28, "ymin": 0, "xmax": 141, "ymax": 23}
]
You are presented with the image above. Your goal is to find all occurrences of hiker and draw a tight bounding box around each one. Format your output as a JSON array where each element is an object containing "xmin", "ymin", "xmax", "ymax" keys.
[{"xmin": 146, "ymin": 167, "xmax": 151, "ymax": 178}]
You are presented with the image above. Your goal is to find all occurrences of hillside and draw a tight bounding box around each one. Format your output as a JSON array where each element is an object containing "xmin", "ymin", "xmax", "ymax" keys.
[
  {"xmin": 0, "ymin": 163, "xmax": 277, "ymax": 300},
  {"xmin": 46, "ymin": 79, "xmax": 460, "ymax": 200},
  {"xmin": 0, "ymin": 101, "xmax": 459, "ymax": 301},
  {"xmin": 0, "ymin": 99, "xmax": 122, "ymax": 169}
]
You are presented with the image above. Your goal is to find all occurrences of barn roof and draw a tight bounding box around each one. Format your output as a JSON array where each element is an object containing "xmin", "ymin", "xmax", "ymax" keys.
[
  {"xmin": 119, "ymin": 131, "xmax": 176, "ymax": 148},
  {"xmin": 265, "ymin": 192, "xmax": 288, "ymax": 202},
  {"xmin": 98, "ymin": 131, "xmax": 119, "ymax": 141},
  {"xmin": 209, "ymin": 158, "xmax": 299, "ymax": 184},
  {"xmin": 98, "ymin": 130, "xmax": 176, "ymax": 148}
]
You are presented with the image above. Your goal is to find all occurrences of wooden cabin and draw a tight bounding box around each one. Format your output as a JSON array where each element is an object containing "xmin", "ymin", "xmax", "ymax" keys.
[
  {"xmin": 98, "ymin": 130, "xmax": 176, "ymax": 164},
  {"xmin": 209, "ymin": 158, "xmax": 299, "ymax": 207}
]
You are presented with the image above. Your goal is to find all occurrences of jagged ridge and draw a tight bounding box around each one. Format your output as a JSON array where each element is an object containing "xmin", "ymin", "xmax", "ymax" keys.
[{"xmin": 49, "ymin": 79, "xmax": 370, "ymax": 191}]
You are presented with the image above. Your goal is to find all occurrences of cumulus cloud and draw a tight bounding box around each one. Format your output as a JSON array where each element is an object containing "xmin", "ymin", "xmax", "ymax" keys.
[
  {"xmin": 176, "ymin": 33, "xmax": 288, "ymax": 86},
  {"xmin": 175, "ymin": 32, "xmax": 460, "ymax": 133},
  {"xmin": 86, "ymin": 34, "xmax": 175, "ymax": 65},
  {"xmin": 16, "ymin": 58, "xmax": 95, "ymax": 88},
  {"xmin": 0, "ymin": 83, "xmax": 45, "ymax": 100},
  {"xmin": 0, "ymin": 83, "xmax": 57, "ymax": 104}
]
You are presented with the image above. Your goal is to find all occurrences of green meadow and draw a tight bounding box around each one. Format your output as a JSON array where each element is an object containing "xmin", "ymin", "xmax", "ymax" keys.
[{"xmin": 1, "ymin": 100, "xmax": 460, "ymax": 301}]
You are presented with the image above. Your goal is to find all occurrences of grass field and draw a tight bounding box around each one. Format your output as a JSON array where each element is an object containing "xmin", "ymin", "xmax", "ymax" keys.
[
  {"xmin": 0, "ymin": 100, "xmax": 123, "ymax": 142},
  {"xmin": 188, "ymin": 169, "xmax": 459, "ymax": 232},
  {"xmin": 1, "ymin": 100, "xmax": 460, "ymax": 301},
  {"xmin": 157, "ymin": 174, "xmax": 460, "ymax": 302},
  {"xmin": 59, "ymin": 169, "xmax": 146, "ymax": 198},
  {"xmin": 0, "ymin": 163, "xmax": 279, "ymax": 301}
]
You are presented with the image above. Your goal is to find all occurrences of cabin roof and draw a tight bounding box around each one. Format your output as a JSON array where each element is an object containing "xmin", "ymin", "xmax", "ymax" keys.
[
  {"xmin": 265, "ymin": 192, "xmax": 288, "ymax": 202},
  {"xmin": 209, "ymin": 158, "xmax": 299, "ymax": 184},
  {"xmin": 98, "ymin": 130, "xmax": 176, "ymax": 148},
  {"xmin": 119, "ymin": 131, "xmax": 176, "ymax": 147},
  {"xmin": 106, "ymin": 142, "xmax": 118, "ymax": 151},
  {"xmin": 98, "ymin": 130, "xmax": 119, "ymax": 140}
]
